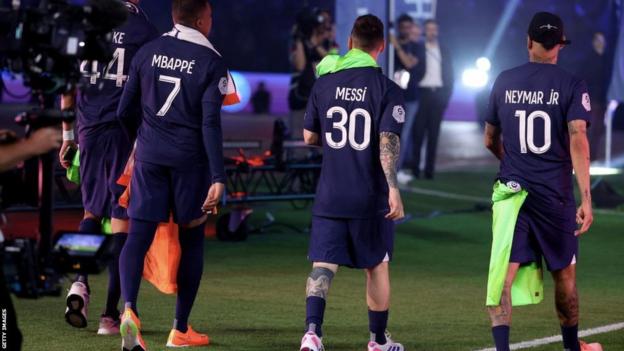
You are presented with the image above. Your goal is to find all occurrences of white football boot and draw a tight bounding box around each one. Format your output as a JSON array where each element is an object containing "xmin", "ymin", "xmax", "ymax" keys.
[
  {"xmin": 300, "ymin": 331, "xmax": 324, "ymax": 351},
  {"xmin": 97, "ymin": 315, "xmax": 120, "ymax": 335},
  {"xmin": 367, "ymin": 331, "xmax": 404, "ymax": 351},
  {"xmin": 65, "ymin": 281, "xmax": 90, "ymax": 328}
]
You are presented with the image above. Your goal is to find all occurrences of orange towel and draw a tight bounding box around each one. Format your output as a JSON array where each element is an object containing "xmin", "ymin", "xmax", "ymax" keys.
[{"xmin": 118, "ymin": 149, "xmax": 180, "ymax": 295}]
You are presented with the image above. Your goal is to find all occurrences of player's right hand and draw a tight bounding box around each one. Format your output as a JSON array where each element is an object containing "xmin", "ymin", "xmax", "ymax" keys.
[
  {"xmin": 28, "ymin": 127, "xmax": 62, "ymax": 157},
  {"xmin": 202, "ymin": 182, "xmax": 225, "ymax": 214},
  {"xmin": 575, "ymin": 201, "xmax": 593, "ymax": 236},
  {"xmin": 58, "ymin": 139, "xmax": 77, "ymax": 169},
  {"xmin": 386, "ymin": 188, "xmax": 405, "ymax": 221}
]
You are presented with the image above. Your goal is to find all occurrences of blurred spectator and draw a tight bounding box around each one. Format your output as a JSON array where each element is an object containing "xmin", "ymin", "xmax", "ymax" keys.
[
  {"xmin": 412, "ymin": 19, "xmax": 454, "ymax": 179},
  {"xmin": 319, "ymin": 9, "xmax": 339, "ymax": 55},
  {"xmin": 390, "ymin": 14, "xmax": 425, "ymax": 184},
  {"xmin": 251, "ymin": 81, "xmax": 272, "ymax": 114},
  {"xmin": 578, "ymin": 32, "xmax": 608, "ymax": 160},
  {"xmin": 288, "ymin": 7, "xmax": 331, "ymax": 138}
]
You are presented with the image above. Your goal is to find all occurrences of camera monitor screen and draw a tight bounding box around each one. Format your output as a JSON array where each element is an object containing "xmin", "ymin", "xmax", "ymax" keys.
[{"xmin": 53, "ymin": 233, "xmax": 107, "ymax": 257}]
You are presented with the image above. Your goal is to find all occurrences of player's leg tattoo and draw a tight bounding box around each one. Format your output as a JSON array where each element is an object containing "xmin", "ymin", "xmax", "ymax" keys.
[
  {"xmin": 488, "ymin": 285, "xmax": 512, "ymax": 326},
  {"xmin": 488, "ymin": 263, "xmax": 519, "ymax": 327},
  {"xmin": 380, "ymin": 132, "xmax": 400, "ymax": 189},
  {"xmin": 306, "ymin": 267, "xmax": 335, "ymax": 299},
  {"xmin": 553, "ymin": 265, "xmax": 579, "ymax": 326}
]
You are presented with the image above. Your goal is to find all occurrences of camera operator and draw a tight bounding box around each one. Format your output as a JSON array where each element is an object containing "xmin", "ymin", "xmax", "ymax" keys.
[
  {"xmin": 0, "ymin": 128, "xmax": 62, "ymax": 172},
  {"xmin": 288, "ymin": 8, "xmax": 331, "ymax": 138},
  {"xmin": 0, "ymin": 127, "xmax": 61, "ymax": 351}
]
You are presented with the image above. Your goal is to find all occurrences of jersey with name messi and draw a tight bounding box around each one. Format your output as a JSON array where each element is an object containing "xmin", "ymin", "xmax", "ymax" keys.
[
  {"xmin": 76, "ymin": 2, "xmax": 158, "ymax": 136},
  {"xmin": 124, "ymin": 25, "xmax": 228, "ymax": 167},
  {"xmin": 486, "ymin": 62, "xmax": 592, "ymax": 206},
  {"xmin": 304, "ymin": 67, "xmax": 405, "ymax": 219}
]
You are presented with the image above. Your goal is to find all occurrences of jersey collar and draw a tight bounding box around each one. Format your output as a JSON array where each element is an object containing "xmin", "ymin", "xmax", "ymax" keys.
[
  {"xmin": 316, "ymin": 48, "xmax": 379, "ymax": 77},
  {"xmin": 164, "ymin": 24, "xmax": 223, "ymax": 57}
]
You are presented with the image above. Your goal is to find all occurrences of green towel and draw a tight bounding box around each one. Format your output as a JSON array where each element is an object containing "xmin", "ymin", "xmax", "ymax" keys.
[
  {"xmin": 66, "ymin": 147, "xmax": 113, "ymax": 235},
  {"xmin": 316, "ymin": 48, "xmax": 379, "ymax": 77},
  {"xmin": 486, "ymin": 181, "xmax": 543, "ymax": 306},
  {"xmin": 66, "ymin": 148, "xmax": 81, "ymax": 185}
]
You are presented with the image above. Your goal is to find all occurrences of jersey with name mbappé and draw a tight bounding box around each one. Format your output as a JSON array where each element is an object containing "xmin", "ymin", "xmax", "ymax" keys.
[
  {"xmin": 77, "ymin": 2, "xmax": 158, "ymax": 136},
  {"xmin": 304, "ymin": 67, "xmax": 405, "ymax": 218},
  {"xmin": 124, "ymin": 31, "xmax": 228, "ymax": 167},
  {"xmin": 486, "ymin": 62, "xmax": 592, "ymax": 205}
]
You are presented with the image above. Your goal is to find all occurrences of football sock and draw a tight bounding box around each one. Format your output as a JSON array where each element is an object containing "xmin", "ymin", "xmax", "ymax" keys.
[
  {"xmin": 174, "ymin": 224, "xmax": 205, "ymax": 333},
  {"xmin": 491, "ymin": 325, "xmax": 510, "ymax": 351},
  {"xmin": 368, "ymin": 309, "xmax": 388, "ymax": 344},
  {"xmin": 104, "ymin": 232, "xmax": 127, "ymax": 318},
  {"xmin": 561, "ymin": 325, "xmax": 580, "ymax": 351},
  {"xmin": 74, "ymin": 218, "xmax": 101, "ymax": 286},
  {"xmin": 305, "ymin": 267, "xmax": 334, "ymax": 337},
  {"xmin": 305, "ymin": 297, "xmax": 326, "ymax": 337},
  {"xmin": 119, "ymin": 218, "xmax": 158, "ymax": 315}
]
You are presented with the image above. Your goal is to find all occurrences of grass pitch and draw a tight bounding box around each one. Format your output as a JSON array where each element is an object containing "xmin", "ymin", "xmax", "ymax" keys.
[{"xmin": 13, "ymin": 170, "xmax": 624, "ymax": 350}]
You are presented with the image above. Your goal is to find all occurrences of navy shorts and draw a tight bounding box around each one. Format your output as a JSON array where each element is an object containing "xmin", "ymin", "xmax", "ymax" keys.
[
  {"xmin": 510, "ymin": 197, "xmax": 578, "ymax": 271},
  {"xmin": 308, "ymin": 215, "xmax": 394, "ymax": 269},
  {"xmin": 79, "ymin": 127, "xmax": 131, "ymax": 220},
  {"xmin": 128, "ymin": 160, "xmax": 209, "ymax": 224}
]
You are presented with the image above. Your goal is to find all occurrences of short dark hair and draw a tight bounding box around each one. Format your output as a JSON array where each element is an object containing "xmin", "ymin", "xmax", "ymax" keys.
[
  {"xmin": 351, "ymin": 14, "xmax": 384, "ymax": 52},
  {"xmin": 397, "ymin": 14, "xmax": 413, "ymax": 25},
  {"xmin": 424, "ymin": 18, "xmax": 437, "ymax": 26},
  {"xmin": 172, "ymin": 0, "xmax": 211, "ymax": 26}
]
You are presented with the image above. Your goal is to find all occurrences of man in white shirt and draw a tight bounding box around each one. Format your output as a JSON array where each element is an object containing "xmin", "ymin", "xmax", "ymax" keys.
[{"xmin": 412, "ymin": 19, "xmax": 454, "ymax": 179}]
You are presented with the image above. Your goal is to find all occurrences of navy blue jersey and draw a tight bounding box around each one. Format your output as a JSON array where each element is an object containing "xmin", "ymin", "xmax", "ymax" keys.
[
  {"xmin": 76, "ymin": 2, "xmax": 158, "ymax": 136},
  {"xmin": 305, "ymin": 67, "xmax": 405, "ymax": 218},
  {"xmin": 117, "ymin": 24, "xmax": 228, "ymax": 181},
  {"xmin": 486, "ymin": 62, "xmax": 592, "ymax": 205}
]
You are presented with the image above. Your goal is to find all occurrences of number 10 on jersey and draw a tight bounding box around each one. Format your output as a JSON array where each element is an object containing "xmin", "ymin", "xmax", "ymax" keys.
[{"xmin": 515, "ymin": 109, "xmax": 551, "ymax": 154}]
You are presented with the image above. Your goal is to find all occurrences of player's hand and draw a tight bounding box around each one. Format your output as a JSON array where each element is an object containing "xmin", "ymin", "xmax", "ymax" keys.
[
  {"xmin": 386, "ymin": 188, "xmax": 405, "ymax": 220},
  {"xmin": 389, "ymin": 34, "xmax": 399, "ymax": 49},
  {"xmin": 28, "ymin": 127, "xmax": 62, "ymax": 156},
  {"xmin": 58, "ymin": 139, "xmax": 77, "ymax": 169},
  {"xmin": 202, "ymin": 182, "xmax": 225, "ymax": 214},
  {"xmin": 575, "ymin": 201, "xmax": 593, "ymax": 236}
]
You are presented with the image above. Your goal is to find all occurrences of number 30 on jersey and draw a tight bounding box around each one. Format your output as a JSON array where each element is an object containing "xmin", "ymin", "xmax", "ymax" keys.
[{"xmin": 325, "ymin": 106, "xmax": 371, "ymax": 150}]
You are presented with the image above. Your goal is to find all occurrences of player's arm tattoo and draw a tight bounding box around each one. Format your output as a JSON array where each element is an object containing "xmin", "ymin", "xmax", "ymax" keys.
[
  {"xmin": 380, "ymin": 132, "xmax": 400, "ymax": 189},
  {"xmin": 306, "ymin": 267, "xmax": 335, "ymax": 299},
  {"xmin": 568, "ymin": 120, "xmax": 592, "ymax": 203}
]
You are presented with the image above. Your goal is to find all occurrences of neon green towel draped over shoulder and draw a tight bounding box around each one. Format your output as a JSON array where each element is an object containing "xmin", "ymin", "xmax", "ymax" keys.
[
  {"xmin": 316, "ymin": 48, "xmax": 379, "ymax": 77},
  {"xmin": 486, "ymin": 181, "xmax": 543, "ymax": 306}
]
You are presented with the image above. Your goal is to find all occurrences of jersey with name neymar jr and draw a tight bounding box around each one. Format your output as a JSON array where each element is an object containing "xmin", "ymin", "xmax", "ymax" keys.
[{"xmin": 485, "ymin": 62, "xmax": 592, "ymax": 206}]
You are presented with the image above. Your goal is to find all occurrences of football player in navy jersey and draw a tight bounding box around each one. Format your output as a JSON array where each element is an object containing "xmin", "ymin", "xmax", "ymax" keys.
[
  {"xmin": 115, "ymin": 0, "xmax": 236, "ymax": 349},
  {"xmin": 484, "ymin": 12, "xmax": 601, "ymax": 351},
  {"xmin": 299, "ymin": 15, "xmax": 406, "ymax": 351},
  {"xmin": 58, "ymin": 0, "xmax": 158, "ymax": 335}
]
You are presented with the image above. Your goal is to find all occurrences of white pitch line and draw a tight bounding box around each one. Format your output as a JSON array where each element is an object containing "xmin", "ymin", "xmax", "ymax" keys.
[
  {"xmin": 474, "ymin": 322, "xmax": 624, "ymax": 351},
  {"xmin": 403, "ymin": 186, "xmax": 624, "ymax": 216}
]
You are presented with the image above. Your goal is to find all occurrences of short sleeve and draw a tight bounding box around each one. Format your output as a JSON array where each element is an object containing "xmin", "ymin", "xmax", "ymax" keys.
[
  {"xmin": 202, "ymin": 58, "xmax": 228, "ymax": 104},
  {"xmin": 485, "ymin": 77, "xmax": 500, "ymax": 126},
  {"xmin": 566, "ymin": 79, "xmax": 592, "ymax": 126},
  {"xmin": 303, "ymin": 83, "xmax": 320, "ymax": 133},
  {"xmin": 379, "ymin": 83, "xmax": 406, "ymax": 136}
]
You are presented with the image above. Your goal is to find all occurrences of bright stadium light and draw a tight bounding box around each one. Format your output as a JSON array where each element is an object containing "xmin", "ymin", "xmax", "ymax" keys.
[
  {"xmin": 462, "ymin": 68, "xmax": 489, "ymax": 88},
  {"xmin": 589, "ymin": 166, "xmax": 622, "ymax": 176},
  {"xmin": 476, "ymin": 57, "xmax": 491, "ymax": 71}
]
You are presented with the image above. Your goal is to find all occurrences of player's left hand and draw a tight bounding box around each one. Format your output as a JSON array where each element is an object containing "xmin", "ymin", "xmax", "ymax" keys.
[
  {"xmin": 202, "ymin": 182, "xmax": 225, "ymax": 214},
  {"xmin": 386, "ymin": 188, "xmax": 405, "ymax": 220},
  {"xmin": 575, "ymin": 201, "xmax": 593, "ymax": 236}
]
